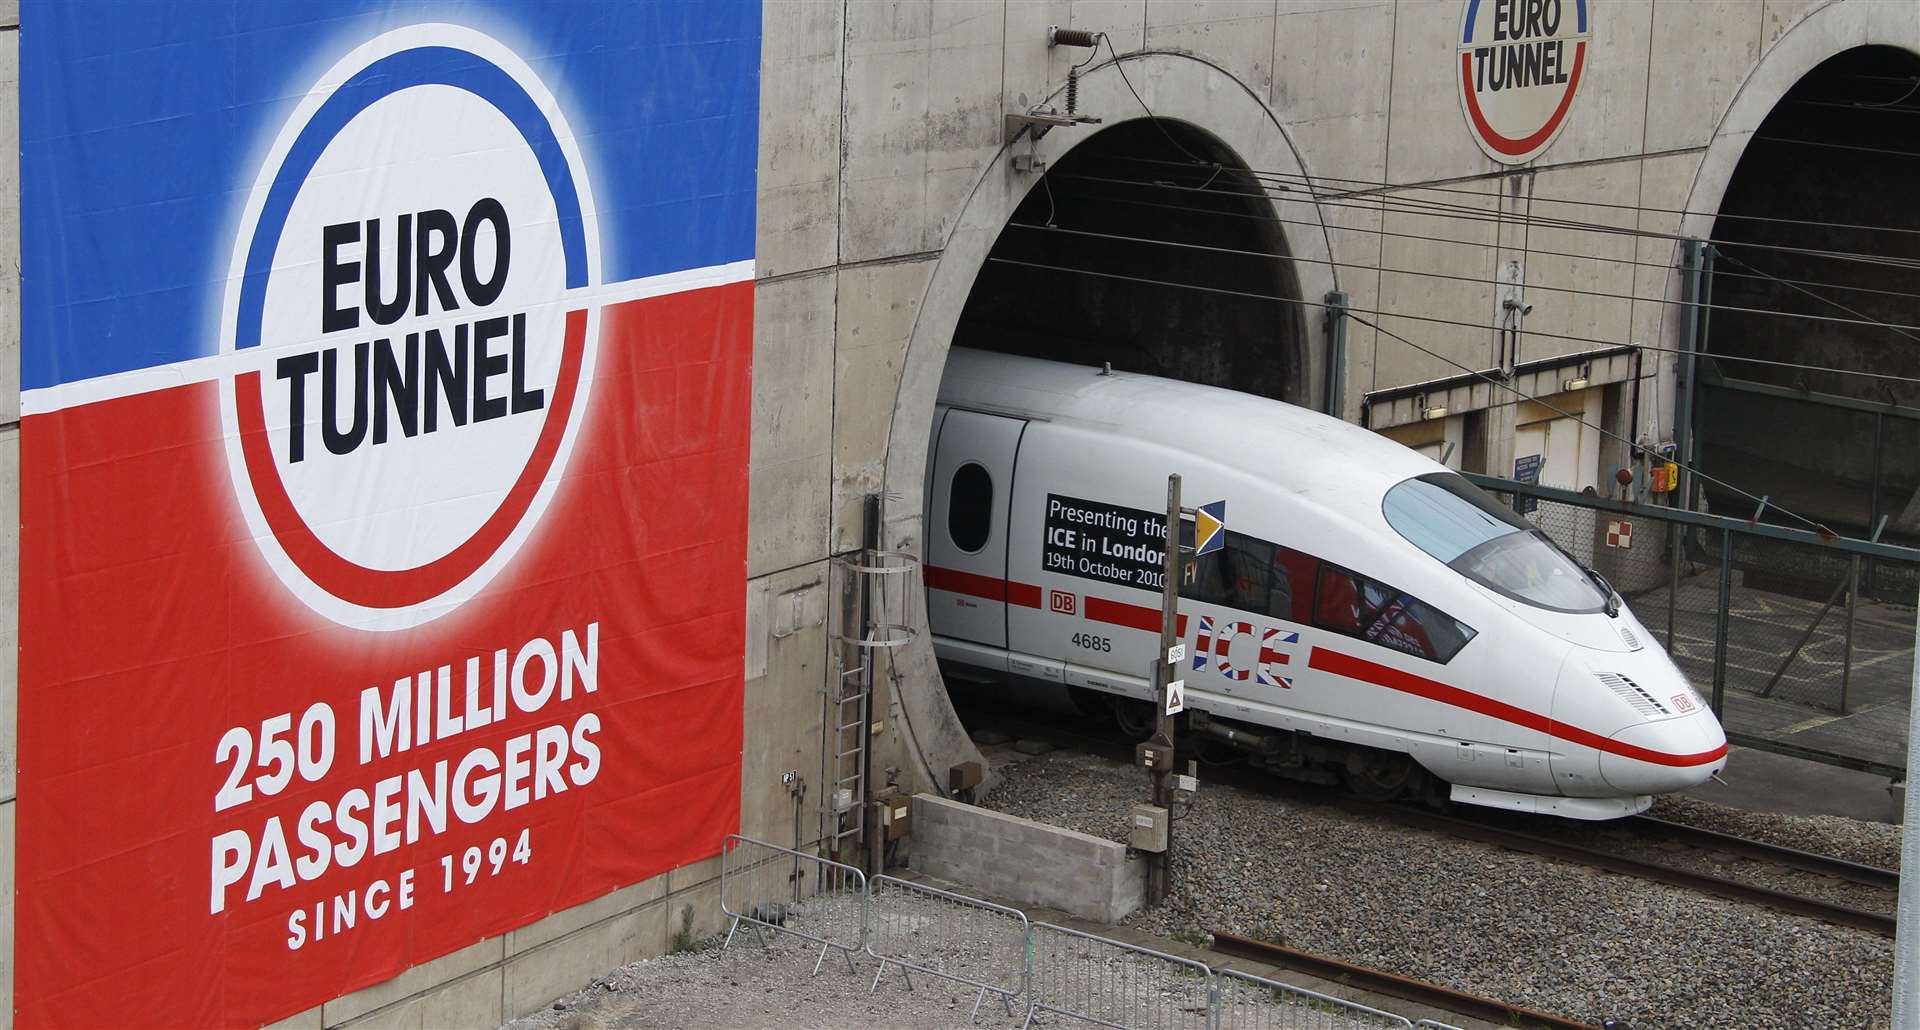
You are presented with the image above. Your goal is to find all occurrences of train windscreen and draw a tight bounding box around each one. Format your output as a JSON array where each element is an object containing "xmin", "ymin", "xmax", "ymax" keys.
[{"xmin": 1382, "ymin": 473, "xmax": 1609, "ymax": 614}]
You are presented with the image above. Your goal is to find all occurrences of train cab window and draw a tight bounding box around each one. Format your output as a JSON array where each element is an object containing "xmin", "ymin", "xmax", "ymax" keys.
[
  {"xmin": 947, "ymin": 462, "xmax": 993, "ymax": 553},
  {"xmin": 1383, "ymin": 473, "xmax": 1607, "ymax": 614},
  {"xmin": 1313, "ymin": 563, "xmax": 1476, "ymax": 663}
]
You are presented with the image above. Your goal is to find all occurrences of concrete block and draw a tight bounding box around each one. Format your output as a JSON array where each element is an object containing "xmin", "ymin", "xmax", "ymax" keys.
[
  {"xmin": 758, "ymin": 0, "xmax": 843, "ymax": 277},
  {"xmin": 749, "ymin": 273, "xmax": 837, "ymax": 577},
  {"xmin": 668, "ymin": 853, "xmax": 721, "ymax": 894},
  {"xmin": 0, "ymin": 427, "xmax": 14, "ymax": 801},
  {"xmin": 1762, "ymin": 0, "xmax": 1823, "ymax": 48},
  {"xmin": 1644, "ymin": 0, "xmax": 1761, "ymax": 153},
  {"xmin": 321, "ymin": 936, "xmax": 501, "ymax": 1026},
  {"xmin": 749, "ymin": 456, "xmax": 832, "ymax": 577},
  {"xmin": 332, "ymin": 969, "xmax": 501, "ymax": 1030},
  {"xmin": 1520, "ymin": 161, "xmax": 1639, "ymax": 362},
  {"xmin": 1078, "ymin": 0, "xmax": 1148, "ymax": 54},
  {"xmin": 1628, "ymin": 151, "xmax": 1701, "ymax": 356},
  {"xmin": 262, "ymin": 1004, "xmax": 322, "ymax": 1030},
  {"xmin": 504, "ymin": 873, "xmax": 666, "ymax": 956},
  {"xmin": 1272, "ymin": 3, "xmax": 1392, "ymax": 128},
  {"xmin": 502, "ymin": 901, "xmax": 667, "ymax": 1019},
  {"xmin": 1384, "ymin": 0, "xmax": 1497, "ymax": 184},
  {"xmin": 741, "ymin": 564, "xmax": 827, "ymax": 845},
  {"xmin": 666, "ymin": 874, "xmax": 728, "ymax": 944},
  {"xmin": 752, "ymin": 273, "xmax": 838, "ymax": 468},
  {"xmin": 1146, "ymin": 0, "xmax": 1277, "ymax": 98},
  {"xmin": 832, "ymin": 258, "xmax": 935, "ymax": 553},
  {"xmin": 1527, "ymin": 0, "xmax": 1652, "ymax": 167},
  {"xmin": 839, "ymin": 2, "xmax": 934, "ymax": 263},
  {"xmin": 1373, "ymin": 178, "xmax": 1500, "ymax": 388},
  {"xmin": 912, "ymin": 795, "xmax": 1142, "ymax": 923}
]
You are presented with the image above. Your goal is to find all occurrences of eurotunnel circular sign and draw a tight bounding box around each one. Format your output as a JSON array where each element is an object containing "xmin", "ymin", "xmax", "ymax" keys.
[
  {"xmin": 1458, "ymin": 0, "xmax": 1590, "ymax": 164},
  {"xmin": 217, "ymin": 24, "xmax": 601, "ymax": 630}
]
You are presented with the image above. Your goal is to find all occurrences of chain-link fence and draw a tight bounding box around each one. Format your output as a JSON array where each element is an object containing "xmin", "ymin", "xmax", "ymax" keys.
[{"xmin": 1467, "ymin": 473, "xmax": 1920, "ymax": 777}]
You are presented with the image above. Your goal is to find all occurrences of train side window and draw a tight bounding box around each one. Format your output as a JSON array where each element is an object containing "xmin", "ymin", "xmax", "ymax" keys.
[
  {"xmin": 1184, "ymin": 530, "xmax": 1315, "ymax": 625},
  {"xmin": 947, "ymin": 462, "xmax": 993, "ymax": 553},
  {"xmin": 1314, "ymin": 563, "xmax": 1476, "ymax": 663}
]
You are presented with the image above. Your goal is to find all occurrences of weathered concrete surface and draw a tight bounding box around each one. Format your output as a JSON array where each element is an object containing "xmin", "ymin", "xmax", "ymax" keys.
[{"xmin": 912, "ymin": 794, "xmax": 1145, "ymax": 923}]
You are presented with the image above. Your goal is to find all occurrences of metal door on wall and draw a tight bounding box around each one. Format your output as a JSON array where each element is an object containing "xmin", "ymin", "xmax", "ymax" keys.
[{"xmin": 926, "ymin": 408, "xmax": 1028, "ymax": 653}]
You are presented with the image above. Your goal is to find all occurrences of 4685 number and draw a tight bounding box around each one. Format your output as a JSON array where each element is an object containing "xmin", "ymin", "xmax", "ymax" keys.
[{"xmin": 1071, "ymin": 633, "xmax": 1112, "ymax": 653}]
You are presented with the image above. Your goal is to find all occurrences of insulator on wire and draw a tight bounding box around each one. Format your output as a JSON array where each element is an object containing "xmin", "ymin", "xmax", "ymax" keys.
[
  {"xmin": 1066, "ymin": 68, "xmax": 1078, "ymax": 118},
  {"xmin": 1048, "ymin": 26, "xmax": 1098, "ymax": 48}
]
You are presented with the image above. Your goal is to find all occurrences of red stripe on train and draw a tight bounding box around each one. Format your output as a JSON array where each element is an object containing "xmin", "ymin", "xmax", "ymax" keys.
[
  {"xmin": 1308, "ymin": 648, "xmax": 1727, "ymax": 768},
  {"xmin": 924, "ymin": 565, "xmax": 1042, "ymax": 607}
]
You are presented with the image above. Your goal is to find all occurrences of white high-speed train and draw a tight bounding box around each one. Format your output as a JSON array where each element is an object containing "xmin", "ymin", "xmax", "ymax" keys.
[{"xmin": 926, "ymin": 348, "xmax": 1727, "ymax": 820}]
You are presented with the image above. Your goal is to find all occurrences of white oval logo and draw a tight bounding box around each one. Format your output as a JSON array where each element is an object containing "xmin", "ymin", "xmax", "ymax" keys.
[
  {"xmin": 1457, "ymin": 0, "xmax": 1591, "ymax": 164},
  {"xmin": 217, "ymin": 24, "xmax": 600, "ymax": 631}
]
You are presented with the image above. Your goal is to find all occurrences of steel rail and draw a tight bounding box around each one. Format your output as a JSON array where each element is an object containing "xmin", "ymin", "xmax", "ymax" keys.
[
  {"xmin": 1625, "ymin": 813, "xmax": 1900, "ymax": 890},
  {"xmin": 1369, "ymin": 803, "xmax": 1895, "ymax": 937},
  {"xmin": 1209, "ymin": 932, "xmax": 1598, "ymax": 1030}
]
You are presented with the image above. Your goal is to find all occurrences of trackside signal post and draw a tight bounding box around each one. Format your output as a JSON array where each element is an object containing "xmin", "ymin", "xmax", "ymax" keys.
[{"xmin": 1136, "ymin": 474, "xmax": 1224, "ymax": 905}]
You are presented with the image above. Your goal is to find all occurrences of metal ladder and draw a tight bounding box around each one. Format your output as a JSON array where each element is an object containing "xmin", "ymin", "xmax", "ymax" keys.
[{"xmin": 825, "ymin": 654, "xmax": 871, "ymax": 858}]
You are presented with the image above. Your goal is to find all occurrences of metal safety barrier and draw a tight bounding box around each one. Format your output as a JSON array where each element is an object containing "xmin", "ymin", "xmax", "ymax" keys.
[
  {"xmin": 1213, "ymin": 968, "xmax": 1414, "ymax": 1029},
  {"xmin": 865, "ymin": 874, "xmax": 1030, "ymax": 1020},
  {"xmin": 719, "ymin": 834, "xmax": 868, "ymax": 975},
  {"xmin": 1024, "ymin": 921, "xmax": 1216, "ymax": 1030},
  {"xmin": 715, "ymin": 834, "xmax": 1454, "ymax": 1029}
]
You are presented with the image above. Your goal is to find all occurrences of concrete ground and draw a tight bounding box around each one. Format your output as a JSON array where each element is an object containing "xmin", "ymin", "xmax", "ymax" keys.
[{"xmin": 1688, "ymin": 744, "xmax": 1902, "ymax": 824}]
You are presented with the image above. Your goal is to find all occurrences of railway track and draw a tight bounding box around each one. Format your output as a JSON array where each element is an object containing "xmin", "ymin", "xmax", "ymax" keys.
[
  {"xmin": 1622, "ymin": 813, "xmax": 1898, "ymax": 889},
  {"xmin": 1360, "ymin": 802, "xmax": 1896, "ymax": 938},
  {"xmin": 1210, "ymin": 931, "xmax": 1598, "ymax": 1030},
  {"xmin": 960, "ymin": 703, "xmax": 1899, "ymax": 937}
]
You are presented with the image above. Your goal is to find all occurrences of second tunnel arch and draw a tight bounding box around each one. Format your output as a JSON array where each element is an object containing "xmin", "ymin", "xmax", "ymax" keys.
[{"xmin": 874, "ymin": 51, "xmax": 1337, "ymax": 797}]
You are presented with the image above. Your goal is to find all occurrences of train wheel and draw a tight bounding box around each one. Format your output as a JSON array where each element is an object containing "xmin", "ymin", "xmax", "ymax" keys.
[
  {"xmin": 1342, "ymin": 751, "xmax": 1417, "ymax": 802},
  {"xmin": 1112, "ymin": 698, "xmax": 1156, "ymax": 740}
]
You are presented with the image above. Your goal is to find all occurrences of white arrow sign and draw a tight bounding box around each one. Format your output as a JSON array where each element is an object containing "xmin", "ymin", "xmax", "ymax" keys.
[{"xmin": 1165, "ymin": 679, "xmax": 1185, "ymax": 716}]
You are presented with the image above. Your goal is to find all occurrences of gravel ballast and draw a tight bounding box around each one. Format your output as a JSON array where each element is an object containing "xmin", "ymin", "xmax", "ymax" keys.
[{"xmin": 981, "ymin": 749, "xmax": 1894, "ymax": 1030}]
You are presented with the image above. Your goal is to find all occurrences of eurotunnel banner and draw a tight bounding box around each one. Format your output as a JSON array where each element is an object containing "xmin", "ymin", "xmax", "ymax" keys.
[{"xmin": 16, "ymin": 4, "xmax": 758, "ymax": 1026}]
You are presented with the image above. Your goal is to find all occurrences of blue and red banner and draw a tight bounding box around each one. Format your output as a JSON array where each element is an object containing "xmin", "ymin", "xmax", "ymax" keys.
[{"xmin": 17, "ymin": 4, "xmax": 758, "ymax": 1026}]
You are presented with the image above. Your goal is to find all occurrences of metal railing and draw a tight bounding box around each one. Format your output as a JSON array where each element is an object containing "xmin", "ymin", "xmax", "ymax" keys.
[
  {"xmin": 866, "ymin": 875, "xmax": 1030, "ymax": 1019},
  {"xmin": 1213, "ymin": 968, "xmax": 1416, "ymax": 1029},
  {"xmin": 716, "ymin": 833, "xmax": 1457, "ymax": 1028},
  {"xmin": 719, "ymin": 834, "xmax": 868, "ymax": 975},
  {"xmin": 1465, "ymin": 472, "xmax": 1920, "ymax": 779},
  {"xmin": 1024, "ymin": 922, "xmax": 1216, "ymax": 1030}
]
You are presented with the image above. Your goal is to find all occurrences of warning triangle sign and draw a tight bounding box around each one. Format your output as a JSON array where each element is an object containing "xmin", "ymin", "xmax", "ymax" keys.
[{"xmin": 1165, "ymin": 678, "xmax": 1185, "ymax": 716}]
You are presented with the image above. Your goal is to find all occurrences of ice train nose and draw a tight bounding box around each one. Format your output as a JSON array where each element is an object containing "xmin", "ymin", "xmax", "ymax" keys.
[{"xmin": 1597, "ymin": 713, "xmax": 1729, "ymax": 794}]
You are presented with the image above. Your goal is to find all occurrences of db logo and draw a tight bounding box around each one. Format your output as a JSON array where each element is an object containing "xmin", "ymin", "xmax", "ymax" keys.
[
  {"xmin": 1049, "ymin": 590, "xmax": 1077, "ymax": 615},
  {"xmin": 217, "ymin": 25, "xmax": 600, "ymax": 630},
  {"xmin": 1672, "ymin": 693, "xmax": 1697, "ymax": 714}
]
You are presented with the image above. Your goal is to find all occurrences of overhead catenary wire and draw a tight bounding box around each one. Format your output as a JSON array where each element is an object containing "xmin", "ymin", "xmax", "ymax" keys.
[
  {"xmin": 1056, "ymin": 189, "xmax": 1920, "ymax": 309},
  {"xmin": 984, "ymin": 255, "xmax": 1837, "ymax": 535},
  {"xmin": 987, "ymin": 251, "xmax": 1920, "ymax": 395},
  {"xmin": 1100, "ymin": 151, "xmax": 1920, "ymax": 240},
  {"xmin": 1048, "ymin": 169, "xmax": 1920, "ymax": 272},
  {"xmin": 1000, "ymin": 221, "xmax": 1920, "ymax": 339}
]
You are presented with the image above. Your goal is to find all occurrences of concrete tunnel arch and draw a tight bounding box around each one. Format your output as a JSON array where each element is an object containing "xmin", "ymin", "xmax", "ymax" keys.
[{"xmin": 873, "ymin": 51, "xmax": 1339, "ymax": 797}]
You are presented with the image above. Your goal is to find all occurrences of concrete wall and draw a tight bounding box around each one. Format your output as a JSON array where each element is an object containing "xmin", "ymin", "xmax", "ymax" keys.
[{"xmin": 911, "ymin": 795, "xmax": 1144, "ymax": 924}]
